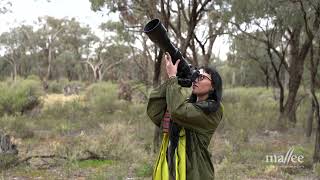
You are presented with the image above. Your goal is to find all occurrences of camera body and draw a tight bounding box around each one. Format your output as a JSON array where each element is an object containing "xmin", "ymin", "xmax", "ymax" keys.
[{"xmin": 144, "ymin": 19, "xmax": 199, "ymax": 87}]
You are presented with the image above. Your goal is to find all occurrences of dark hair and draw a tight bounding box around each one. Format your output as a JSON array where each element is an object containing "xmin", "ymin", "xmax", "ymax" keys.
[{"xmin": 188, "ymin": 66, "xmax": 223, "ymax": 113}]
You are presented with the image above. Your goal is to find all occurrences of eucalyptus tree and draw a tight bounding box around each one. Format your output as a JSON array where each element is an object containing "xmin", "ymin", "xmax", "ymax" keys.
[
  {"xmin": 228, "ymin": 0, "xmax": 320, "ymax": 127},
  {"xmin": 228, "ymin": 35, "xmax": 272, "ymax": 87},
  {"xmin": 34, "ymin": 16, "xmax": 66, "ymax": 87},
  {"xmin": 57, "ymin": 18, "xmax": 93, "ymax": 81},
  {"xmin": 0, "ymin": 26, "xmax": 31, "ymax": 81},
  {"xmin": 309, "ymin": 32, "xmax": 320, "ymax": 163},
  {"xmin": 89, "ymin": 0, "xmax": 228, "ymax": 84}
]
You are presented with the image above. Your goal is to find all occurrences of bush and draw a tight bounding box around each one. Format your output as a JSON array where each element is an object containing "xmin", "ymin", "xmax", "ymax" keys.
[
  {"xmin": 40, "ymin": 98, "xmax": 91, "ymax": 134},
  {"xmin": 47, "ymin": 79, "xmax": 69, "ymax": 94},
  {"xmin": 26, "ymin": 75, "xmax": 41, "ymax": 81},
  {"xmin": 47, "ymin": 79, "xmax": 84, "ymax": 94},
  {"xmin": 0, "ymin": 79, "xmax": 43, "ymax": 116},
  {"xmin": 84, "ymin": 82, "xmax": 124, "ymax": 114},
  {"xmin": 0, "ymin": 115, "xmax": 34, "ymax": 139},
  {"xmin": 222, "ymin": 87, "xmax": 278, "ymax": 133}
]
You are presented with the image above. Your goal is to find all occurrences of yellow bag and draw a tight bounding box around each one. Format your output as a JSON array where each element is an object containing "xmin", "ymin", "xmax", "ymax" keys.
[{"xmin": 153, "ymin": 129, "xmax": 186, "ymax": 180}]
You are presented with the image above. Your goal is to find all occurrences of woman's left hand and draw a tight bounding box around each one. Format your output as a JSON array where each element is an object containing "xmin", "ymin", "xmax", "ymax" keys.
[{"xmin": 164, "ymin": 52, "xmax": 180, "ymax": 78}]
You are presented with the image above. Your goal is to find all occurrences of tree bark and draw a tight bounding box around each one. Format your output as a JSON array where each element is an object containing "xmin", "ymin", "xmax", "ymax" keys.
[
  {"xmin": 46, "ymin": 46, "xmax": 52, "ymax": 81},
  {"xmin": 312, "ymin": 28, "xmax": 320, "ymax": 163},
  {"xmin": 313, "ymin": 85, "xmax": 320, "ymax": 162},
  {"xmin": 12, "ymin": 61, "xmax": 17, "ymax": 82},
  {"xmin": 0, "ymin": 132, "xmax": 18, "ymax": 168},
  {"xmin": 281, "ymin": 27, "xmax": 303, "ymax": 125},
  {"xmin": 306, "ymin": 98, "xmax": 315, "ymax": 138},
  {"xmin": 306, "ymin": 43, "xmax": 318, "ymax": 138}
]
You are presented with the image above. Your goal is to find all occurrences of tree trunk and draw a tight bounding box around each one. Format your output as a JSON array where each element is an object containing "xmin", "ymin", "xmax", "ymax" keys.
[
  {"xmin": 0, "ymin": 132, "xmax": 18, "ymax": 168},
  {"xmin": 266, "ymin": 46, "xmax": 286, "ymax": 128},
  {"xmin": 281, "ymin": 27, "xmax": 302, "ymax": 125},
  {"xmin": 312, "ymin": 27, "xmax": 320, "ymax": 163},
  {"xmin": 98, "ymin": 68, "xmax": 103, "ymax": 81},
  {"xmin": 306, "ymin": 98, "xmax": 315, "ymax": 138},
  {"xmin": 281, "ymin": 25, "xmax": 313, "ymax": 125},
  {"xmin": 306, "ymin": 43, "xmax": 317, "ymax": 138},
  {"xmin": 313, "ymin": 96, "xmax": 320, "ymax": 162},
  {"xmin": 265, "ymin": 67, "xmax": 269, "ymax": 88},
  {"xmin": 232, "ymin": 71, "xmax": 236, "ymax": 87},
  {"xmin": 46, "ymin": 46, "xmax": 52, "ymax": 81},
  {"xmin": 12, "ymin": 62, "xmax": 17, "ymax": 82}
]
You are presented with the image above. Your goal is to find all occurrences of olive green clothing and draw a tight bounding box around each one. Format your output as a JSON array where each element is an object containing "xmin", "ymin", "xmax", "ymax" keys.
[{"xmin": 147, "ymin": 77, "xmax": 223, "ymax": 180}]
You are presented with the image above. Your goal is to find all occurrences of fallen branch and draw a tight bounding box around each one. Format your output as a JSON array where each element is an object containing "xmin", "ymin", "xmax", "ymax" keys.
[{"xmin": 15, "ymin": 150, "xmax": 115, "ymax": 167}]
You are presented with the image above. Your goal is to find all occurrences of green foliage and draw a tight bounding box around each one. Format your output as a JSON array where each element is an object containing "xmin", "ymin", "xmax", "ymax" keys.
[
  {"xmin": 0, "ymin": 153, "xmax": 18, "ymax": 169},
  {"xmin": 40, "ymin": 99, "xmax": 89, "ymax": 134},
  {"xmin": 0, "ymin": 115, "xmax": 34, "ymax": 138},
  {"xmin": 85, "ymin": 82, "xmax": 124, "ymax": 114},
  {"xmin": 0, "ymin": 79, "xmax": 43, "ymax": 116},
  {"xmin": 47, "ymin": 79, "xmax": 69, "ymax": 94},
  {"xmin": 89, "ymin": 0, "xmax": 108, "ymax": 12},
  {"xmin": 291, "ymin": 145, "xmax": 313, "ymax": 169},
  {"xmin": 26, "ymin": 75, "xmax": 40, "ymax": 81},
  {"xmin": 222, "ymin": 87, "xmax": 278, "ymax": 134}
]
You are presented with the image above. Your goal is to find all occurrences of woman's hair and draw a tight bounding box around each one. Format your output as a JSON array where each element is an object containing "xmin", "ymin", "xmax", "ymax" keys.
[{"xmin": 188, "ymin": 66, "xmax": 223, "ymax": 113}]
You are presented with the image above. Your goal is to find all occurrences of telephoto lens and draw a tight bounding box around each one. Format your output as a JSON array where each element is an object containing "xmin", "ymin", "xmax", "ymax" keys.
[{"xmin": 144, "ymin": 19, "xmax": 193, "ymax": 87}]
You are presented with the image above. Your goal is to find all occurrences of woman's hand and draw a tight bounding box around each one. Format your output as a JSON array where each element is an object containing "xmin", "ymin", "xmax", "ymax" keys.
[{"xmin": 164, "ymin": 52, "xmax": 180, "ymax": 78}]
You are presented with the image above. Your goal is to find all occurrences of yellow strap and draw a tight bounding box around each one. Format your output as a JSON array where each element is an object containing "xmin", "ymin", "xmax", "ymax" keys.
[
  {"xmin": 153, "ymin": 133, "xmax": 169, "ymax": 180},
  {"xmin": 153, "ymin": 129, "xmax": 186, "ymax": 180},
  {"xmin": 175, "ymin": 128, "xmax": 186, "ymax": 180}
]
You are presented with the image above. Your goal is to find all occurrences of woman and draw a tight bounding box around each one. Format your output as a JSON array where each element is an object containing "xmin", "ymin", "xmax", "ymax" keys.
[{"xmin": 147, "ymin": 52, "xmax": 223, "ymax": 180}]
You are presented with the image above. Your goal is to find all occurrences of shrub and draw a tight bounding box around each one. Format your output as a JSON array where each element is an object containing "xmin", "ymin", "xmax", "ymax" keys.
[
  {"xmin": 26, "ymin": 75, "xmax": 41, "ymax": 81},
  {"xmin": 47, "ymin": 79, "xmax": 69, "ymax": 94},
  {"xmin": 0, "ymin": 115, "xmax": 34, "ymax": 139},
  {"xmin": 84, "ymin": 82, "xmax": 124, "ymax": 114},
  {"xmin": 0, "ymin": 79, "xmax": 43, "ymax": 116},
  {"xmin": 222, "ymin": 87, "xmax": 278, "ymax": 134}
]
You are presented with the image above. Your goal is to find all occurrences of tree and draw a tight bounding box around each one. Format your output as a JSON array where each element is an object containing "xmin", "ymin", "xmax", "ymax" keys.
[
  {"xmin": 309, "ymin": 30, "xmax": 320, "ymax": 163},
  {"xmin": 0, "ymin": 26, "xmax": 30, "ymax": 81},
  {"xmin": 37, "ymin": 17, "xmax": 65, "ymax": 83},
  {"xmin": 79, "ymin": 21, "xmax": 131, "ymax": 82},
  {"xmin": 56, "ymin": 18, "xmax": 93, "ymax": 81},
  {"xmin": 228, "ymin": 34, "xmax": 272, "ymax": 87},
  {"xmin": 228, "ymin": 0, "xmax": 320, "ymax": 127}
]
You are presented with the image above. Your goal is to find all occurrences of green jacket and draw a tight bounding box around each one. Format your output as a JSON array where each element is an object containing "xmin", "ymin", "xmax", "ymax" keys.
[{"xmin": 147, "ymin": 77, "xmax": 223, "ymax": 180}]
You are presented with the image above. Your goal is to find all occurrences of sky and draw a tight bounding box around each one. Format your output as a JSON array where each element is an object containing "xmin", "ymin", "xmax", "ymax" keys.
[
  {"xmin": 0, "ymin": 0, "xmax": 229, "ymax": 60},
  {"xmin": 0, "ymin": 0, "xmax": 108, "ymax": 32}
]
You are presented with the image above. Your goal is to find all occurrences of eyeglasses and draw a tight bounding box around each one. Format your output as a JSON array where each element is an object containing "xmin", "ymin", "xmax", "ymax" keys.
[{"xmin": 195, "ymin": 74, "xmax": 212, "ymax": 82}]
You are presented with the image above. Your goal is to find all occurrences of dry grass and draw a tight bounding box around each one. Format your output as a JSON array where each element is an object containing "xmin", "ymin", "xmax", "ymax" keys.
[
  {"xmin": 1, "ymin": 84, "xmax": 320, "ymax": 179},
  {"xmin": 41, "ymin": 94, "xmax": 84, "ymax": 107}
]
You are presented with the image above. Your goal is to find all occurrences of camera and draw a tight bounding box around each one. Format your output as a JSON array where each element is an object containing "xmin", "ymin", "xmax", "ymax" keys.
[{"xmin": 144, "ymin": 19, "xmax": 199, "ymax": 87}]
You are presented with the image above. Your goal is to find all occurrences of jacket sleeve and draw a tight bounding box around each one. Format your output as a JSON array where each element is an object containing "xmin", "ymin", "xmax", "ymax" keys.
[
  {"xmin": 165, "ymin": 77, "xmax": 221, "ymax": 132},
  {"xmin": 146, "ymin": 81, "xmax": 169, "ymax": 127}
]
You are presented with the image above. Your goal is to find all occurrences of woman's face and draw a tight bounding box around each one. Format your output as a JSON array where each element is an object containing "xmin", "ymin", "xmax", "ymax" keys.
[{"xmin": 192, "ymin": 69, "xmax": 213, "ymax": 96}]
